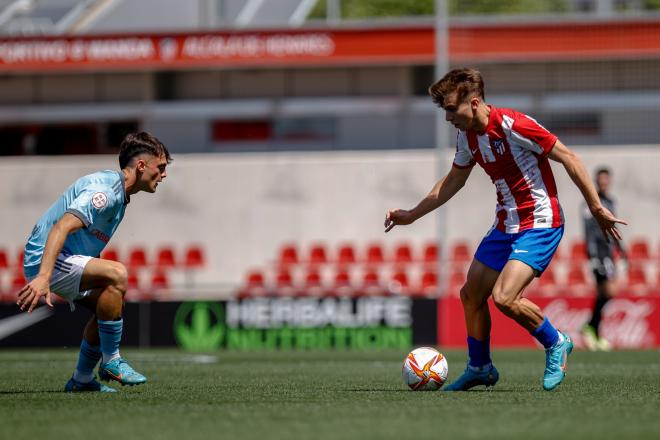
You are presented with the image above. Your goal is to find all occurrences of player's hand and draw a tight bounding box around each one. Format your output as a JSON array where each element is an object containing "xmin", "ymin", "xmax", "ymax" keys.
[
  {"xmin": 592, "ymin": 206, "xmax": 628, "ymax": 242},
  {"xmin": 384, "ymin": 209, "xmax": 416, "ymax": 233},
  {"xmin": 16, "ymin": 274, "xmax": 53, "ymax": 313}
]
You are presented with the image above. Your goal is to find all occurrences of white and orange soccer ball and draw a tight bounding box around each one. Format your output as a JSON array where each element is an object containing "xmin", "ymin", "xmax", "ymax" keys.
[{"xmin": 401, "ymin": 347, "xmax": 449, "ymax": 391}]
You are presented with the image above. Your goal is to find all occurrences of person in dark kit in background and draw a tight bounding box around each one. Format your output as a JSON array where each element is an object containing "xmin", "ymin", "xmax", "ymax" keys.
[{"xmin": 581, "ymin": 167, "xmax": 627, "ymax": 351}]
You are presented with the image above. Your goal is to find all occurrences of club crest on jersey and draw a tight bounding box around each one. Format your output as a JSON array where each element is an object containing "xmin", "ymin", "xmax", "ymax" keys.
[
  {"xmin": 493, "ymin": 139, "xmax": 506, "ymax": 155},
  {"xmin": 92, "ymin": 192, "xmax": 108, "ymax": 209}
]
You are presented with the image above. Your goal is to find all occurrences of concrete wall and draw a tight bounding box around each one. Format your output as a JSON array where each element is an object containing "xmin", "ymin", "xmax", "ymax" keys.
[{"xmin": 1, "ymin": 146, "xmax": 658, "ymax": 286}]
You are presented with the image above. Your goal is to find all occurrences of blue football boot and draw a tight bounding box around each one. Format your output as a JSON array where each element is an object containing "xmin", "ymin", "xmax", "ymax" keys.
[
  {"xmin": 443, "ymin": 364, "xmax": 499, "ymax": 391},
  {"xmin": 99, "ymin": 358, "xmax": 147, "ymax": 386},
  {"xmin": 65, "ymin": 376, "xmax": 116, "ymax": 393},
  {"xmin": 543, "ymin": 332, "xmax": 574, "ymax": 391}
]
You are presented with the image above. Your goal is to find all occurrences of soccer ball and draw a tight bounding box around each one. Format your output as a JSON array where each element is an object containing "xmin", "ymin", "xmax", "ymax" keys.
[{"xmin": 401, "ymin": 347, "xmax": 448, "ymax": 391}]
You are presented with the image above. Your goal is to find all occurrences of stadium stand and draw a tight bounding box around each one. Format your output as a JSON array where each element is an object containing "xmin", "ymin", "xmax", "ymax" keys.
[{"xmin": 229, "ymin": 238, "xmax": 660, "ymax": 300}]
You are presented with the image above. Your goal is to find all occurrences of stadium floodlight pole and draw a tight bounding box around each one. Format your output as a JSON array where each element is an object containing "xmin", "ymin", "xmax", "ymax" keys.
[{"xmin": 435, "ymin": 0, "xmax": 450, "ymax": 298}]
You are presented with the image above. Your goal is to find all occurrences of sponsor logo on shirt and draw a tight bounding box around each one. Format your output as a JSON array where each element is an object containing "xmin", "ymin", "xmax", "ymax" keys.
[{"xmin": 90, "ymin": 228, "xmax": 110, "ymax": 243}]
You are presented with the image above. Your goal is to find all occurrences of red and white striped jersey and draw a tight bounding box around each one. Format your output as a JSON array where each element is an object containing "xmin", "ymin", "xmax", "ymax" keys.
[{"xmin": 453, "ymin": 105, "xmax": 564, "ymax": 233}]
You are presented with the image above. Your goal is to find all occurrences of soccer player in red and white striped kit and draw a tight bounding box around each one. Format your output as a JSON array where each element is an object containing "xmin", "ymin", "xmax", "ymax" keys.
[{"xmin": 385, "ymin": 68, "xmax": 627, "ymax": 391}]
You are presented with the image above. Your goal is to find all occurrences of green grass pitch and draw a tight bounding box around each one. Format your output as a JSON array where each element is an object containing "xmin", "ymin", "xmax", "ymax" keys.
[{"xmin": 1, "ymin": 349, "xmax": 659, "ymax": 440}]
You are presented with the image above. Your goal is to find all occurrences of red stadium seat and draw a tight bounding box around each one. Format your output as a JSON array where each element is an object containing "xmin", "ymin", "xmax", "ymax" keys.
[
  {"xmin": 563, "ymin": 265, "xmax": 591, "ymax": 297},
  {"xmin": 566, "ymin": 265, "xmax": 587, "ymax": 286},
  {"xmin": 449, "ymin": 268, "xmax": 466, "ymax": 291},
  {"xmin": 247, "ymin": 271, "xmax": 265, "ymax": 288},
  {"xmin": 422, "ymin": 242, "xmax": 439, "ymax": 264},
  {"xmin": 627, "ymin": 265, "xmax": 647, "ymax": 286},
  {"xmin": 184, "ymin": 245, "xmax": 206, "ymax": 268},
  {"xmin": 127, "ymin": 272, "xmax": 140, "ymax": 290},
  {"xmin": 11, "ymin": 270, "xmax": 26, "ymax": 290},
  {"xmin": 363, "ymin": 269, "xmax": 380, "ymax": 286},
  {"xmin": 304, "ymin": 270, "xmax": 322, "ymax": 287},
  {"xmin": 419, "ymin": 270, "xmax": 438, "ymax": 296},
  {"xmin": 360, "ymin": 268, "xmax": 384, "ymax": 296},
  {"xmin": 450, "ymin": 242, "xmax": 471, "ymax": 262},
  {"xmin": 389, "ymin": 269, "xmax": 409, "ymax": 294},
  {"xmin": 336, "ymin": 244, "xmax": 356, "ymax": 266},
  {"xmin": 150, "ymin": 270, "xmax": 170, "ymax": 289},
  {"xmin": 539, "ymin": 267, "xmax": 558, "ymax": 287},
  {"xmin": 16, "ymin": 249, "xmax": 24, "ymax": 268},
  {"xmin": 308, "ymin": 244, "xmax": 328, "ymax": 266},
  {"xmin": 275, "ymin": 268, "xmax": 296, "ymax": 297},
  {"xmin": 329, "ymin": 269, "xmax": 353, "ymax": 297},
  {"xmin": 127, "ymin": 247, "xmax": 148, "ymax": 268},
  {"xmin": 156, "ymin": 246, "xmax": 177, "ymax": 268},
  {"xmin": 0, "ymin": 249, "xmax": 8, "ymax": 268},
  {"xmin": 364, "ymin": 244, "xmax": 384, "ymax": 265},
  {"xmin": 276, "ymin": 269, "xmax": 293, "ymax": 288},
  {"xmin": 238, "ymin": 270, "xmax": 267, "ymax": 299},
  {"xmin": 299, "ymin": 269, "xmax": 323, "ymax": 297},
  {"xmin": 628, "ymin": 239, "xmax": 650, "ymax": 262},
  {"xmin": 278, "ymin": 244, "xmax": 299, "ymax": 267},
  {"xmin": 333, "ymin": 269, "xmax": 351, "ymax": 287},
  {"xmin": 392, "ymin": 243, "xmax": 413, "ymax": 264},
  {"xmin": 569, "ymin": 241, "xmax": 588, "ymax": 262},
  {"xmin": 101, "ymin": 247, "xmax": 120, "ymax": 262},
  {"xmin": 527, "ymin": 267, "xmax": 557, "ymax": 297}
]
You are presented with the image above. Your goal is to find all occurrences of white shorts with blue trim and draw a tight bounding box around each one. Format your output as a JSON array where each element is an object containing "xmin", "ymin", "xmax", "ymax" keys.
[{"xmin": 27, "ymin": 253, "xmax": 94, "ymax": 309}]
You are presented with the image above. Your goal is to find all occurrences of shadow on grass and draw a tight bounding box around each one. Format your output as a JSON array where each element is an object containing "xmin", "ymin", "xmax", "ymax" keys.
[
  {"xmin": 344, "ymin": 387, "xmax": 528, "ymax": 393},
  {"xmin": 0, "ymin": 389, "xmax": 65, "ymax": 394}
]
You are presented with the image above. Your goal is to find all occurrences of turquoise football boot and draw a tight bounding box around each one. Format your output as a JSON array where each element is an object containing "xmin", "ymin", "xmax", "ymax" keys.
[
  {"xmin": 443, "ymin": 364, "xmax": 499, "ymax": 391},
  {"xmin": 99, "ymin": 358, "xmax": 147, "ymax": 386},
  {"xmin": 543, "ymin": 332, "xmax": 574, "ymax": 391},
  {"xmin": 65, "ymin": 376, "xmax": 116, "ymax": 393}
]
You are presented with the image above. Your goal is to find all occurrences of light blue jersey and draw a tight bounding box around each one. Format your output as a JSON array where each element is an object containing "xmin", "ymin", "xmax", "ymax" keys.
[{"xmin": 24, "ymin": 170, "xmax": 128, "ymax": 278}]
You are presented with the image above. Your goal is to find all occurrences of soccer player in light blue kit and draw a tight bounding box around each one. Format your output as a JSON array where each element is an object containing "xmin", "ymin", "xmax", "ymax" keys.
[{"xmin": 17, "ymin": 132, "xmax": 171, "ymax": 392}]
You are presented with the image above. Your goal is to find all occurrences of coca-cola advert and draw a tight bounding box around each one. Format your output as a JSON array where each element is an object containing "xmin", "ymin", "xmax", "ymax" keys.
[{"xmin": 438, "ymin": 295, "xmax": 659, "ymax": 349}]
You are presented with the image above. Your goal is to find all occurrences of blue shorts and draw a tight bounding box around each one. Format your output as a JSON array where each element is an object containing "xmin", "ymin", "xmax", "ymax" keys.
[{"xmin": 474, "ymin": 226, "xmax": 564, "ymax": 276}]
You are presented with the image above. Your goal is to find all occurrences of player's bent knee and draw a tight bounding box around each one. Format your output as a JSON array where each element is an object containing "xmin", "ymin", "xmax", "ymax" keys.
[
  {"xmin": 491, "ymin": 287, "xmax": 514, "ymax": 313},
  {"xmin": 107, "ymin": 261, "xmax": 129, "ymax": 293},
  {"xmin": 459, "ymin": 285, "xmax": 486, "ymax": 309}
]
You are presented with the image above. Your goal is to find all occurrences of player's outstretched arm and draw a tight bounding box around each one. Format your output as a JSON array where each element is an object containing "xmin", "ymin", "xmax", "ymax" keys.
[
  {"xmin": 17, "ymin": 213, "xmax": 85, "ymax": 313},
  {"xmin": 548, "ymin": 140, "xmax": 628, "ymax": 241},
  {"xmin": 385, "ymin": 165, "xmax": 472, "ymax": 232}
]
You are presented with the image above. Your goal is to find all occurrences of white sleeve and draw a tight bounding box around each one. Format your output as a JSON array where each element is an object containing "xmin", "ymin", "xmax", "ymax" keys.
[{"xmin": 452, "ymin": 131, "xmax": 475, "ymax": 169}]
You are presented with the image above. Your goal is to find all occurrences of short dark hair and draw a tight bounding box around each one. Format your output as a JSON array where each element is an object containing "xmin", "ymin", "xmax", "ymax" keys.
[
  {"xmin": 428, "ymin": 68, "xmax": 485, "ymax": 109},
  {"xmin": 595, "ymin": 167, "xmax": 611, "ymax": 178},
  {"xmin": 118, "ymin": 132, "xmax": 171, "ymax": 169}
]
